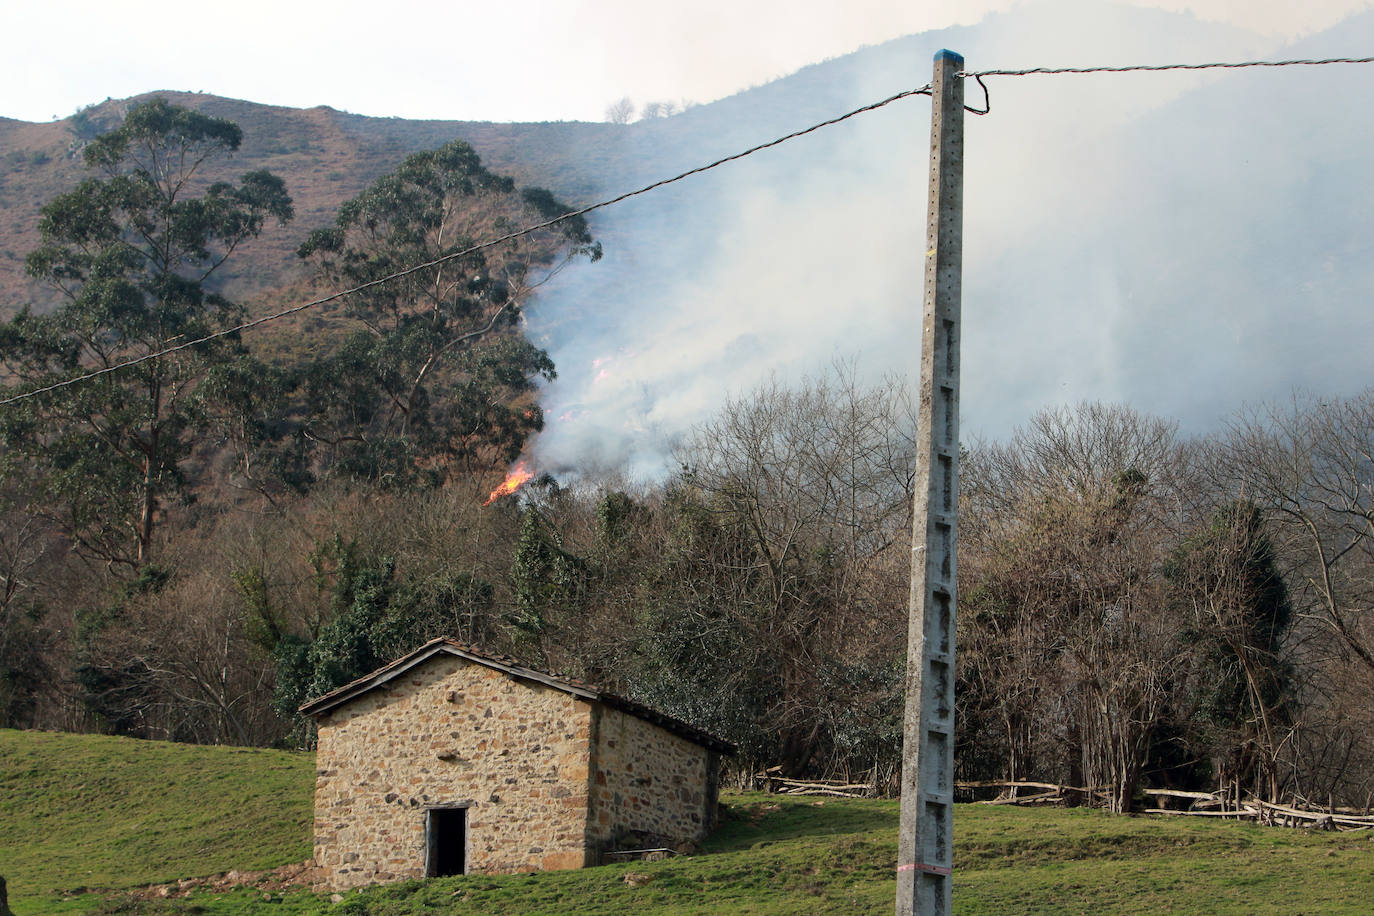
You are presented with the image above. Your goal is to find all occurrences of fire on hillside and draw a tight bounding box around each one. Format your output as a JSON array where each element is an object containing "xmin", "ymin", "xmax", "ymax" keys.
[{"xmin": 483, "ymin": 461, "xmax": 534, "ymax": 506}]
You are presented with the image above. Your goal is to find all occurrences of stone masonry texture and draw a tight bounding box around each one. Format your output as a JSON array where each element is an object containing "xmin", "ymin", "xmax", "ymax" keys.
[
  {"xmin": 311, "ymin": 652, "xmax": 720, "ymax": 892},
  {"xmin": 586, "ymin": 704, "xmax": 720, "ymax": 852}
]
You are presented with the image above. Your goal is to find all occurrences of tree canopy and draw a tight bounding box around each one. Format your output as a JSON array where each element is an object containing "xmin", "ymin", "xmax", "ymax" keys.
[
  {"xmin": 0, "ymin": 98, "xmax": 293, "ymax": 569},
  {"xmin": 294, "ymin": 140, "xmax": 600, "ymax": 486}
]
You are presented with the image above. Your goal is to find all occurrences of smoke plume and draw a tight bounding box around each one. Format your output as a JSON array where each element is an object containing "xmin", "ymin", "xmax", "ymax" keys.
[{"xmin": 525, "ymin": 0, "xmax": 1374, "ymax": 479}]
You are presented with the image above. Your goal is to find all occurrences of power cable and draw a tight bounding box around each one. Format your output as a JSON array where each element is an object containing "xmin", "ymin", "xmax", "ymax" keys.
[
  {"xmin": 8, "ymin": 53, "xmax": 1374, "ymax": 408},
  {"xmin": 963, "ymin": 55, "xmax": 1374, "ymax": 78},
  {"xmin": 0, "ymin": 83, "xmax": 935, "ymax": 409}
]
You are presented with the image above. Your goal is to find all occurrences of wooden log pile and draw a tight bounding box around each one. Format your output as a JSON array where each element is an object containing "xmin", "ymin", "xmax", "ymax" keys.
[
  {"xmin": 750, "ymin": 771, "xmax": 1374, "ymax": 831},
  {"xmin": 754, "ymin": 767, "xmax": 878, "ymax": 798},
  {"xmin": 955, "ymin": 779, "xmax": 1097, "ymax": 806},
  {"xmin": 952, "ymin": 780, "xmax": 1374, "ymax": 831}
]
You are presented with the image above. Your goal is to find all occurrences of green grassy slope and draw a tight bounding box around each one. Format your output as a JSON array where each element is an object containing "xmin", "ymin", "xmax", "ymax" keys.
[
  {"xmin": 3, "ymin": 728, "xmax": 1373, "ymax": 915},
  {"xmin": 0, "ymin": 729, "xmax": 312, "ymax": 912}
]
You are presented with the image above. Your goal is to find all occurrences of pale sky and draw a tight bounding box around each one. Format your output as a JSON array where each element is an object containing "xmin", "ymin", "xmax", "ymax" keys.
[{"xmin": 5, "ymin": 0, "xmax": 1372, "ymax": 124}]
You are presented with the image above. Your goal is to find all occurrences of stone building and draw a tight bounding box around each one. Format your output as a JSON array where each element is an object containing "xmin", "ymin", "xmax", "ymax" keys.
[{"xmin": 301, "ymin": 637, "xmax": 733, "ymax": 891}]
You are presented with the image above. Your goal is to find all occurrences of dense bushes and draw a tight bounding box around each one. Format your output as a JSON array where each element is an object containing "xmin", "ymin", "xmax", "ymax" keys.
[{"xmin": 5, "ymin": 377, "xmax": 1374, "ymax": 811}]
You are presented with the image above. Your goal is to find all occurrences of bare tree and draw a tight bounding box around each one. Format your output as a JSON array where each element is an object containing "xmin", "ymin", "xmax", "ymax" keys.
[
  {"xmin": 0, "ymin": 481, "xmax": 58, "ymax": 727},
  {"xmin": 604, "ymin": 97, "xmax": 635, "ymax": 124},
  {"xmin": 960, "ymin": 403, "xmax": 1198, "ymax": 811},
  {"xmin": 1213, "ymin": 393, "xmax": 1374, "ymax": 675},
  {"xmin": 638, "ymin": 100, "xmax": 689, "ymax": 120},
  {"xmin": 670, "ymin": 365, "xmax": 918, "ymax": 776},
  {"xmin": 1207, "ymin": 392, "xmax": 1374, "ymax": 803}
]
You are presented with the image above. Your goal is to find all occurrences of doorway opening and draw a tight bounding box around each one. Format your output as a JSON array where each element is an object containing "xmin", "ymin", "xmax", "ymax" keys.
[{"xmin": 425, "ymin": 806, "xmax": 468, "ymax": 877}]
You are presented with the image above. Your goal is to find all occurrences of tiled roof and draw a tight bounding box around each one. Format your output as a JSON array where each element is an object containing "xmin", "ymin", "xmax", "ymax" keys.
[{"xmin": 298, "ymin": 637, "xmax": 735, "ymax": 755}]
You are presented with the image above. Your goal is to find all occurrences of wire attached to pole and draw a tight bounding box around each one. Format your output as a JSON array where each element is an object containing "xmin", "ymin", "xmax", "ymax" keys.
[
  {"xmin": 10, "ymin": 52, "xmax": 1374, "ymax": 408},
  {"xmin": 0, "ymin": 84, "xmax": 936, "ymax": 409},
  {"xmin": 965, "ymin": 75, "xmax": 991, "ymax": 115}
]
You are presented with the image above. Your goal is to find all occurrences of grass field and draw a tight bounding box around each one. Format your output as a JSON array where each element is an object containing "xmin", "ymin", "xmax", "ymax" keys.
[{"xmin": 3, "ymin": 728, "xmax": 1372, "ymax": 914}]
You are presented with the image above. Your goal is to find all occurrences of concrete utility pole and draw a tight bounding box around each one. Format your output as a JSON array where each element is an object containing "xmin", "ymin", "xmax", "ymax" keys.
[{"xmin": 896, "ymin": 48, "xmax": 964, "ymax": 916}]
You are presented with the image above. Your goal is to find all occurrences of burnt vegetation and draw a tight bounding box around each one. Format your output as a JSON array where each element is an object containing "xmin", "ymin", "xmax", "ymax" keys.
[{"xmin": 3, "ymin": 98, "xmax": 1374, "ymax": 819}]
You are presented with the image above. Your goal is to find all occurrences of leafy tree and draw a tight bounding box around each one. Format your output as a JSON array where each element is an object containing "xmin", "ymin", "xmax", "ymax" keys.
[
  {"xmin": 270, "ymin": 536, "xmax": 496, "ymax": 744},
  {"xmin": 70, "ymin": 563, "xmax": 173, "ymax": 737},
  {"xmin": 68, "ymin": 101, "xmax": 114, "ymax": 142},
  {"xmin": 0, "ymin": 99, "xmax": 293, "ymax": 569},
  {"xmin": 0, "ymin": 601, "xmax": 48, "ymax": 726},
  {"xmin": 0, "ymin": 476, "xmax": 55, "ymax": 728},
  {"xmin": 0, "ymin": 588, "xmax": 51, "ymax": 729},
  {"xmin": 1168, "ymin": 500, "xmax": 1295, "ymax": 800},
  {"xmin": 296, "ymin": 140, "xmax": 600, "ymax": 485},
  {"xmin": 509, "ymin": 506, "xmax": 588, "ymax": 662}
]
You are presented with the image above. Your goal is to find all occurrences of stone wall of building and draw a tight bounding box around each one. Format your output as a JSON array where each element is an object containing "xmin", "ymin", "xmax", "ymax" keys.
[
  {"xmin": 586, "ymin": 704, "xmax": 720, "ymax": 855},
  {"xmin": 312, "ymin": 656, "xmax": 594, "ymax": 891}
]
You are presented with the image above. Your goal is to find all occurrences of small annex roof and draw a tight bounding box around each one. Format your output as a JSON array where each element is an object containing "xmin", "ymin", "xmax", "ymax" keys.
[{"xmin": 299, "ymin": 637, "xmax": 735, "ymax": 755}]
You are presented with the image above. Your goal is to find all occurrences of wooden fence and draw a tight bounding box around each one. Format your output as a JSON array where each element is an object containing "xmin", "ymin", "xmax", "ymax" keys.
[{"xmin": 752, "ymin": 772, "xmax": 1374, "ymax": 830}]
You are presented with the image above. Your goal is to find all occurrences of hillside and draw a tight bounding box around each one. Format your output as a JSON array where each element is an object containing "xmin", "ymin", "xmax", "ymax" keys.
[
  {"xmin": 0, "ymin": 729, "xmax": 312, "ymax": 912},
  {"xmin": 0, "ymin": 24, "xmax": 975, "ymax": 322},
  {"xmin": 0, "ymin": 55, "xmax": 886, "ymax": 317},
  {"xmin": 9, "ymin": 0, "xmax": 1351, "ymax": 465},
  {"xmin": 4, "ymin": 728, "xmax": 1374, "ymax": 914},
  {"xmin": 0, "ymin": 91, "xmax": 632, "ymax": 315},
  {"xmin": 9, "ymin": 2, "xmax": 1374, "ymax": 463}
]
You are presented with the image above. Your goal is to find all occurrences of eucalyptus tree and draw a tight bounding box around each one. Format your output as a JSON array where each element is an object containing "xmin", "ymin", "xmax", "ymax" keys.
[
  {"xmin": 296, "ymin": 141, "xmax": 600, "ymax": 485},
  {"xmin": 0, "ymin": 99, "xmax": 293, "ymax": 570}
]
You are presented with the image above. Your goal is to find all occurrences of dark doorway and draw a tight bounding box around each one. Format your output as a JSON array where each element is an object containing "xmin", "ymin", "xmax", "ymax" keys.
[{"xmin": 426, "ymin": 807, "xmax": 467, "ymax": 877}]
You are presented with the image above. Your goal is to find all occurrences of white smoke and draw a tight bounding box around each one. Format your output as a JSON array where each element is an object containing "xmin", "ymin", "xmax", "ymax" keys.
[{"xmin": 525, "ymin": 0, "xmax": 1374, "ymax": 480}]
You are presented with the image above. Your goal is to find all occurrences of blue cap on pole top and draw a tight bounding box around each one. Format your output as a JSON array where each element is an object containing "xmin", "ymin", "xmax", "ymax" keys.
[{"xmin": 935, "ymin": 49, "xmax": 964, "ymax": 64}]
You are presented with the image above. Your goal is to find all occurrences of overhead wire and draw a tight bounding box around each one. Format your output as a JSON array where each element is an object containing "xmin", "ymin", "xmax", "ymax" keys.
[
  {"xmin": 956, "ymin": 55, "xmax": 1374, "ymax": 121},
  {"xmin": 963, "ymin": 55, "xmax": 1374, "ymax": 78},
  {"xmin": 6, "ymin": 53, "xmax": 1374, "ymax": 407},
  {"xmin": 0, "ymin": 83, "xmax": 935, "ymax": 409}
]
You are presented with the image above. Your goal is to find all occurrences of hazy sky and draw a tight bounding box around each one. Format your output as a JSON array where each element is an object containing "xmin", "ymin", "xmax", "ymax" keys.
[
  {"xmin": 6, "ymin": 0, "xmax": 1371, "ymax": 124},
  {"xmin": 513, "ymin": 0, "xmax": 1374, "ymax": 476}
]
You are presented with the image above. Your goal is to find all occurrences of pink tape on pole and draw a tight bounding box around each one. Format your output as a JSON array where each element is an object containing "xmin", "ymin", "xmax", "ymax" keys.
[{"xmin": 897, "ymin": 863, "xmax": 953, "ymax": 876}]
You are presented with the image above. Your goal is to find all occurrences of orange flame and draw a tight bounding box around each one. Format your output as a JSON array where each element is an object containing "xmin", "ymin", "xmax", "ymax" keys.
[{"xmin": 483, "ymin": 461, "xmax": 534, "ymax": 506}]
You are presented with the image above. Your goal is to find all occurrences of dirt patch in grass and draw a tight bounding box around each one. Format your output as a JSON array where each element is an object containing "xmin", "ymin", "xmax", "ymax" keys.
[{"xmin": 128, "ymin": 861, "xmax": 314, "ymax": 901}]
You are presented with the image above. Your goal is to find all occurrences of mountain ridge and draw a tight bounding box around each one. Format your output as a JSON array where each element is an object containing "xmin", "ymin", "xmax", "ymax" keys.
[{"xmin": 8, "ymin": 1, "xmax": 1371, "ymax": 461}]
